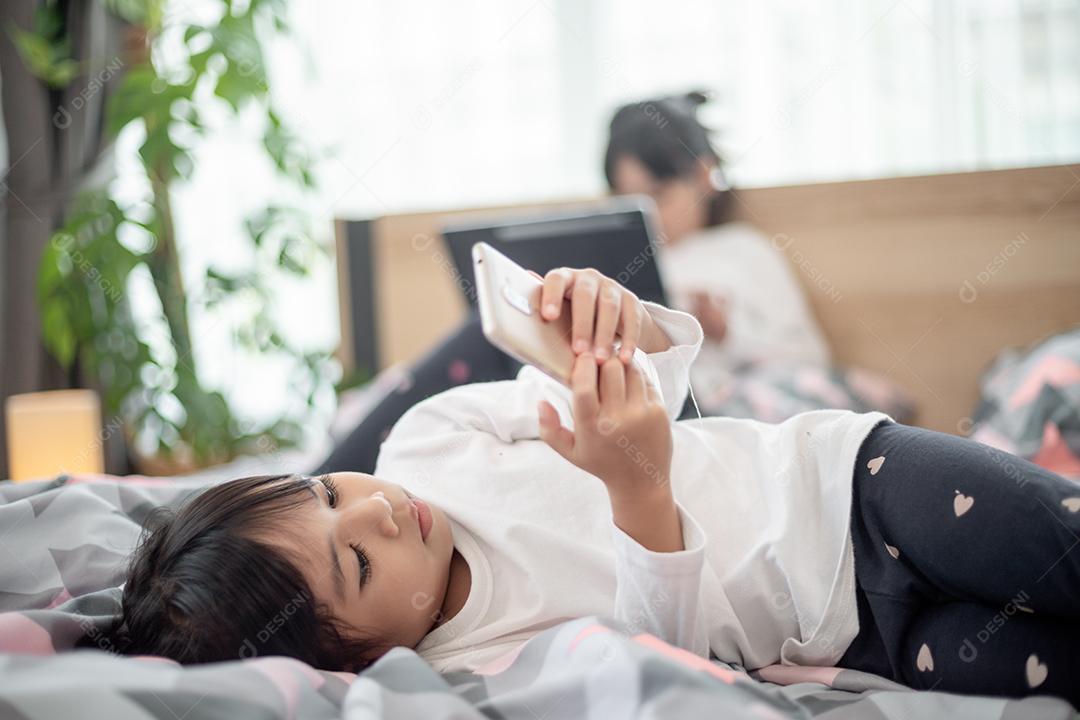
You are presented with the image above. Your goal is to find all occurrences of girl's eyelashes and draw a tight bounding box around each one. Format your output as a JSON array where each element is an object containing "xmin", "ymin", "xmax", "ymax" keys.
[
  {"xmin": 320, "ymin": 476, "xmax": 372, "ymax": 589},
  {"xmin": 352, "ymin": 544, "xmax": 372, "ymax": 588},
  {"xmin": 321, "ymin": 475, "xmax": 339, "ymax": 507}
]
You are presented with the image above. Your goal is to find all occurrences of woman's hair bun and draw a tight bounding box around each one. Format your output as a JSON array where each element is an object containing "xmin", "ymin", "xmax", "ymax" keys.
[
  {"xmin": 683, "ymin": 90, "xmax": 710, "ymax": 107},
  {"xmin": 657, "ymin": 90, "xmax": 711, "ymax": 116}
]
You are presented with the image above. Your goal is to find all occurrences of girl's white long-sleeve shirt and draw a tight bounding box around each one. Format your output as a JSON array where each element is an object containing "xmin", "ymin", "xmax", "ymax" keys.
[{"xmin": 376, "ymin": 302, "xmax": 890, "ymax": 673}]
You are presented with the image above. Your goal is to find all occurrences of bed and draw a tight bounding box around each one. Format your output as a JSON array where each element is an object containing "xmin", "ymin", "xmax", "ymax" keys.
[
  {"xmin": 4, "ymin": 165, "xmax": 1079, "ymax": 717},
  {"xmin": 2, "ymin": 474, "xmax": 1076, "ymax": 719}
]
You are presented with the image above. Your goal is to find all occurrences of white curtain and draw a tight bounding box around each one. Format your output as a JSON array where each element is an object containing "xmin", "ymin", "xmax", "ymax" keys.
[
  {"xmin": 262, "ymin": 0, "xmax": 1080, "ymax": 215},
  {"xmin": 152, "ymin": 0, "xmax": 1079, "ymax": 430}
]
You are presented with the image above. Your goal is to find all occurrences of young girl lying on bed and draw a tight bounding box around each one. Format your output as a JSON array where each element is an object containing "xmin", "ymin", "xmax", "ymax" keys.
[{"xmin": 104, "ymin": 267, "xmax": 1080, "ymax": 706}]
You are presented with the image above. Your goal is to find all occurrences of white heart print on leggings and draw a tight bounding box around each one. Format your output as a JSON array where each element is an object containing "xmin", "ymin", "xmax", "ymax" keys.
[{"xmin": 1025, "ymin": 654, "xmax": 1048, "ymax": 688}]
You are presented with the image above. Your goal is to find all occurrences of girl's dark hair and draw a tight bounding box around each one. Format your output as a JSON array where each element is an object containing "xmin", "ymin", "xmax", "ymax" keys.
[
  {"xmin": 604, "ymin": 90, "xmax": 733, "ymax": 225},
  {"xmin": 87, "ymin": 474, "xmax": 383, "ymax": 671}
]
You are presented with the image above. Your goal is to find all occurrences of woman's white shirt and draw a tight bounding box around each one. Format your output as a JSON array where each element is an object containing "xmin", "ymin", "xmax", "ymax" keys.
[{"xmin": 657, "ymin": 221, "xmax": 831, "ymax": 393}]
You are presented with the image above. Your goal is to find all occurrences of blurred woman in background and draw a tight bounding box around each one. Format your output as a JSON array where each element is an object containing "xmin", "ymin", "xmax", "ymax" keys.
[
  {"xmin": 313, "ymin": 92, "xmax": 872, "ymax": 476},
  {"xmin": 604, "ymin": 91, "xmax": 830, "ymax": 395}
]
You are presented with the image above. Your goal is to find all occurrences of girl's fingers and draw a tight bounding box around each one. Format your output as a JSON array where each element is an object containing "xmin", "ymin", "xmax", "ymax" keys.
[
  {"xmin": 626, "ymin": 359, "xmax": 647, "ymax": 404},
  {"xmin": 540, "ymin": 268, "xmax": 573, "ymax": 320},
  {"xmin": 592, "ymin": 281, "xmax": 621, "ymax": 360},
  {"xmin": 539, "ymin": 269, "xmax": 644, "ymax": 364},
  {"xmin": 643, "ymin": 374, "xmax": 663, "ymax": 404},
  {"xmin": 599, "ymin": 357, "xmax": 626, "ymax": 408},
  {"xmin": 570, "ymin": 352, "xmax": 599, "ymax": 423},
  {"xmin": 570, "ymin": 272, "xmax": 600, "ymax": 354},
  {"xmin": 618, "ymin": 299, "xmax": 640, "ymax": 362},
  {"xmin": 537, "ymin": 400, "xmax": 575, "ymax": 460}
]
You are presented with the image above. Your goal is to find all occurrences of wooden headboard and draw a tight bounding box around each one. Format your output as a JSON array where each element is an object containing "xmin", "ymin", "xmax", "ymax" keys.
[{"xmin": 336, "ymin": 164, "xmax": 1080, "ymax": 434}]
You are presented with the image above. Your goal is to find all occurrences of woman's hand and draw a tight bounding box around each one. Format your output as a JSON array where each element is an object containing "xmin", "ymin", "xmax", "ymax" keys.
[
  {"xmin": 531, "ymin": 267, "xmax": 671, "ymax": 363},
  {"xmin": 688, "ymin": 290, "xmax": 728, "ymax": 342}
]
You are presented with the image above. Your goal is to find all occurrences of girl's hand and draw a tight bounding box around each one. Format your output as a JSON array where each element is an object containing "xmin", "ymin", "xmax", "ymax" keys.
[
  {"xmin": 537, "ymin": 352, "xmax": 682, "ymax": 552},
  {"xmin": 537, "ymin": 351, "xmax": 673, "ymax": 504},
  {"xmin": 530, "ymin": 267, "xmax": 671, "ymax": 363}
]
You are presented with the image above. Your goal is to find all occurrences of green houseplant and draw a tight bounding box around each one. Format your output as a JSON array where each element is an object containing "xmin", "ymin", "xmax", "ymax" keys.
[{"xmin": 14, "ymin": 0, "xmax": 335, "ymax": 473}]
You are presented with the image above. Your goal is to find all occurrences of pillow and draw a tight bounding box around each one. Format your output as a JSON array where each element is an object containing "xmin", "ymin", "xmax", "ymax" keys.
[{"xmin": 968, "ymin": 328, "xmax": 1080, "ymax": 480}]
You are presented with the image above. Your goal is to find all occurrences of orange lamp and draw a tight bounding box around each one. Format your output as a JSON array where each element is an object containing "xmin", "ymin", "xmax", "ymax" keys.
[{"xmin": 5, "ymin": 389, "xmax": 105, "ymax": 481}]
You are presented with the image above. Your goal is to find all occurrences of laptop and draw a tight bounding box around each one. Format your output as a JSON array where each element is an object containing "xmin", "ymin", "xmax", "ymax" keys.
[{"xmin": 442, "ymin": 195, "xmax": 668, "ymax": 309}]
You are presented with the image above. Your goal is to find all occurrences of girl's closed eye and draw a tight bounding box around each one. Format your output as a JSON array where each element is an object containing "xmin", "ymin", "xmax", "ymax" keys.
[{"xmin": 353, "ymin": 544, "xmax": 372, "ymax": 587}]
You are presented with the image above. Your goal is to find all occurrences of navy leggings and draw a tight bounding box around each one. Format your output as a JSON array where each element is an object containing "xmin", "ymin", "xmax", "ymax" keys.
[{"xmin": 839, "ymin": 420, "xmax": 1080, "ymax": 707}]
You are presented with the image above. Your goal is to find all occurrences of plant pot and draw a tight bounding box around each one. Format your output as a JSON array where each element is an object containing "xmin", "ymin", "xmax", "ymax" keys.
[{"xmin": 129, "ymin": 445, "xmax": 230, "ymax": 477}]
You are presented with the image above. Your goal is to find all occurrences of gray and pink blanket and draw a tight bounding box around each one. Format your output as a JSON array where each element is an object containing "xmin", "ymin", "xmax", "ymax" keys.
[{"xmin": 1, "ymin": 473, "xmax": 1076, "ymax": 719}]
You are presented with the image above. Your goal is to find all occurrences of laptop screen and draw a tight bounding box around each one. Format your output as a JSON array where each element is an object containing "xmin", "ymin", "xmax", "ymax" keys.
[{"xmin": 442, "ymin": 197, "xmax": 667, "ymax": 309}]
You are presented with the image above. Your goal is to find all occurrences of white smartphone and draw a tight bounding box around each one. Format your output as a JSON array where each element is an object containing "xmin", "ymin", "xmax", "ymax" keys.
[{"xmin": 472, "ymin": 242, "xmax": 576, "ymax": 386}]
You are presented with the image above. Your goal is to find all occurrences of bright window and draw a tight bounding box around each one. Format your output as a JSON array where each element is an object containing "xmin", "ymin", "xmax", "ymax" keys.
[{"xmin": 158, "ymin": 0, "xmax": 1080, "ymax": 430}]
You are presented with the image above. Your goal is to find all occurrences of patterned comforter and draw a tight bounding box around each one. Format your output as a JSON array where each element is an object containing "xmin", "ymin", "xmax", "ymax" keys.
[{"xmin": 1, "ymin": 475, "xmax": 1076, "ymax": 719}]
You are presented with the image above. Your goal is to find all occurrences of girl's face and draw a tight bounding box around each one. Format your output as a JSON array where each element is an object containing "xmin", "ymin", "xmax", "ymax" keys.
[
  {"xmin": 610, "ymin": 154, "xmax": 713, "ymax": 245},
  {"xmin": 272, "ymin": 472, "xmax": 455, "ymax": 652}
]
